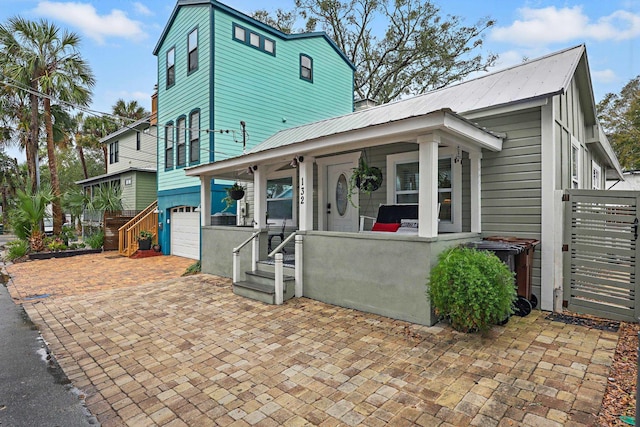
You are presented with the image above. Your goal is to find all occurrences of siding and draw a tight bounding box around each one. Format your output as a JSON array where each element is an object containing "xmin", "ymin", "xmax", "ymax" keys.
[
  {"xmin": 476, "ymin": 108, "xmax": 543, "ymax": 297},
  {"xmin": 554, "ymin": 78, "xmax": 607, "ymax": 190},
  {"xmin": 211, "ymin": 9, "xmax": 354, "ymax": 162},
  {"xmin": 135, "ymin": 172, "xmax": 158, "ymax": 210},
  {"xmin": 106, "ymin": 126, "xmax": 156, "ymax": 174},
  {"xmin": 156, "ymin": 5, "xmax": 353, "ymax": 194},
  {"xmin": 157, "ymin": 5, "xmax": 211, "ymax": 192}
]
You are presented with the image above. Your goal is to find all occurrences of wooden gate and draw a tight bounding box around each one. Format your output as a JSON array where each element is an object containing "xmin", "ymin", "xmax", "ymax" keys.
[{"xmin": 563, "ymin": 189, "xmax": 640, "ymax": 322}]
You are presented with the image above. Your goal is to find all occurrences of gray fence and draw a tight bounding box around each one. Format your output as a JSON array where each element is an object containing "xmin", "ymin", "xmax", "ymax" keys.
[{"xmin": 563, "ymin": 189, "xmax": 640, "ymax": 322}]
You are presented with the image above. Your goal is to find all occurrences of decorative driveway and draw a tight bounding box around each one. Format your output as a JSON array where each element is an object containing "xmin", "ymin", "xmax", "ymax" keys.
[{"xmin": 6, "ymin": 253, "xmax": 617, "ymax": 426}]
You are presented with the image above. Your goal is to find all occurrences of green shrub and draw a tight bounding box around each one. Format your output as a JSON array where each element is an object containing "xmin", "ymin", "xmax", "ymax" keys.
[
  {"xmin": 427, "ymin": 246, "xmax": 516, "ymax": 333},
  {"xmin": 47, "ymin": 237, "xmax": 67, "ymax": 252},
  {"xmin": 183, "ymin": 261, "xmax": 201, "ymax": 276},
  {"xmin": 5, "ymin": 239, "xmax": 29, "ymax": 261},
  {"xmin": 85, "ymin": 231, "xmax": 104, "ymax": 249}
]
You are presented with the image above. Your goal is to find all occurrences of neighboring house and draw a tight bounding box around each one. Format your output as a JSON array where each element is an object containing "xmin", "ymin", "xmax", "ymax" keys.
[
  {"xmin": 153, "ymin": 0, "xmax": 355, "ymax": 260},
  {"xmin": 77, "ymin": 116, "xmax": 157, "ymax": 217},
  {"xmin": 185, "ymin": 44, "xmax": 624, "ymax": 325},
  {"xmin": 608, "ymin": 170, "xmax": 640, "ymax": 190}
]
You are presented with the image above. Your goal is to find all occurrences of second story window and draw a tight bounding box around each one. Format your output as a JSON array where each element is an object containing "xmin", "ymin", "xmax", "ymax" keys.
[
  {"xmin": 188, "ymin": 28, "xmax": 198, "ymax": 72},
  {"xmin": 232, "ymin": 23, "xmax": 275, "ymax": 56},
  {"xmin": 136, "ymin": 131, "xmax": 141, "ymax": 151},
  {"xmin": 189, "ymin": 110, "xmax": 200, "ymax": 164},
  {"xmin": 109, "ymin": 141, "xmax": 119, "ymax": 164},
  {"xmin": 165, "ymin": 123, "xmax": 174, "ymax": 169},
  {"xmin": 166, "ymin": 47, "xmax": 175, "ymax": 88},
  {"xmin": 176, "ymin": 117, "xmax": 186, "ymax": 167},
  {"xmin": 300, "ymin": 54, "xmax": 313, "ymax": 82}
]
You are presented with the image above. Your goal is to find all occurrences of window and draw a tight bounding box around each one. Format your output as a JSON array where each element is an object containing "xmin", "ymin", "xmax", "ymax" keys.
[
  {"xmin": 189, "ymin": 110, "xmax": 200, "ymax": 164},
  {"xmin": 387, "ymin": 149, "xmax": 462, "ymax": 231},
  {"xmin": 166, "ymin": 47, "xmax": 175, "ymax": 87},
  {"xmin": 109, "ymin": 141, "xmax": 119, "ymax": 164},
  {"xmin": 267, "ymin": 176, "xmax": 294, "ymax": 221},
  {"xmin": 188, "ymin": 28, "xmax": 198, "ymax": 72},
  {"xmin": 571, "ymin": 137, "xmax": 581, "ymax": 188},
  {"xmin": 300, "ymin": 54, "xmax": 313, "ymax": 82},
  {"xmin": 232, "ymin": 23, "xmax": 276, "ymax": 56},
  {"xmin": 136, "ymin": 131, "xmax": 141, "ymax": 151},
  {"xmin": 165, "ymin": 123, "xmax": 174, "ymax": 169},
  {"xmin": 176, "ymin": 117, "xmax": 186, "ymax": 167},
  {"xmin": 592, "ymin": 161, "xmax": 602, "ymax": 189},
  {"xmin": 124, "ymin": 177, "xmax": 132, "ymax": 186}
]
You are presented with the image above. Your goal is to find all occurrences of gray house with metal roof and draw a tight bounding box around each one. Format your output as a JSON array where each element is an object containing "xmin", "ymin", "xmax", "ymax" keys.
[{"xmin": 185, "ymin": 44, "xmax": 623, "ymax": 325}]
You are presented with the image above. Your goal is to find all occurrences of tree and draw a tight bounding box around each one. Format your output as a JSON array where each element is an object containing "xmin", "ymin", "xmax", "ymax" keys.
[
  {"xmin": 0, "ymin": 152, "xmax": 25, "ymax": 225},
  {"xmin": 598, "ymin": 76, "xmax": 640, "ymax": 170},
  {"xmin": 2, "ymin": 18, "xmax": 95, "ymax": 235},
  {"xmin": 112, "ymin": 99, "xmax": 149, "ymax": 125},
  {"xmin": 253, "ymin": 0, "xmax": 497, "ymax": 103}
]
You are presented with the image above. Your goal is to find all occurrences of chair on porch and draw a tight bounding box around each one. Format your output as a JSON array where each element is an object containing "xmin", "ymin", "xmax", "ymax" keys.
[
  {"xmin": 267, "ymin": 219, "xmax": 286, "ymax": 253},
  {"xmin": 359, "ymin": 204, "xmax": 440, "ymax": 232}
]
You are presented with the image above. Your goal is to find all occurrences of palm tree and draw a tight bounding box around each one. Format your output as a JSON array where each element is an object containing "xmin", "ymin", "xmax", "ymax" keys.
[
  {"xmin": 81, "ymin": 115, "xmax": 115, "ymax": 173},
  {"xmin": 3, "ymin": 18, "xmax": 95, "ymax": 235},
  {"xmin": 112, "ymin": 99, "xmax": 149, "ymax": 124}
]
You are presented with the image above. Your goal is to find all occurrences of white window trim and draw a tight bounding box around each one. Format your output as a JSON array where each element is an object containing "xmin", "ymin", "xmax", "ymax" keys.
[
  {"xmin": 571, "ymin": 136, "xmax": 581, "ymax": 189},
  {"xmin": 266, "ymin": 169, "xmax": 297, "ymax": 227},
  {"xmin": 592, "ymin": 160, "xmax": 602, "ymax": 190},
  {"xmin": 386, "ymin": 147, "xmax": 462, "ymax": 233}
]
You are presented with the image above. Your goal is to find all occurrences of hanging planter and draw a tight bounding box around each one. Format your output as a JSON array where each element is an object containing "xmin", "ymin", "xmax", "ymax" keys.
[
  {"xmin": 348, "ymin": 156, "xmax": 383, "ymax": 207},
  {"xmin": 222, "ymin": 182, "xmax": 245, "ymax": 211}
]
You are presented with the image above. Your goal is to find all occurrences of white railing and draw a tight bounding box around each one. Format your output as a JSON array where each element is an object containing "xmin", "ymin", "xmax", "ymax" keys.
[
  {"xmin": 232, "ymin": 230, "xmax": 261, "ymax": 284},
  {"xmin": 268, "ymin": 232, "xmax": 301, "ymax": 304}
]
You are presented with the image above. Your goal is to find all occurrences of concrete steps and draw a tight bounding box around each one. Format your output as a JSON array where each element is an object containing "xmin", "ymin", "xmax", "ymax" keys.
[{"xmin": 233, "ymin": 269, "xmax": 295, "ymax": 304}]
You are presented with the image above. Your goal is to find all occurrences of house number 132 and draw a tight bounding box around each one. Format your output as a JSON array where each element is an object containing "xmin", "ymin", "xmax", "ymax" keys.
[{"xmin": 300, "ymin": 177, "xmax": 305, "ymax": 205}]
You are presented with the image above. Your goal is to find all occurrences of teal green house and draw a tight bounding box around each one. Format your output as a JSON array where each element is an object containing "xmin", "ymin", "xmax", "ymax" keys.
[{"xmin": 153, "ymin": 0, "xmax": 354, "ymax": 259}]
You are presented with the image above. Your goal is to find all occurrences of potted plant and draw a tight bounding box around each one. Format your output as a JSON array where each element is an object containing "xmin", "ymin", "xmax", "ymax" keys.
[
  {"xmin": 222, "ymin": 182, "xmax": 245, "ymax": 211},
  {"xmin": 348, "ymin": 156, "xmax": 383, "ymax": 207},
  {"xmin": 138, "ymin": 230, "xmax": 153, "ymax": 251}
]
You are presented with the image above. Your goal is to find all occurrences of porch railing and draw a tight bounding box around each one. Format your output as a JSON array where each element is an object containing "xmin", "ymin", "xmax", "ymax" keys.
[
  {"xmin": 233, "ymin": 230, "xmax": 261, "ymax": 284},
  {"xmin": 268, "ymin": 231, "xmax": 301, "ymax": 304},
  {"xmin": 233, "ymin": 230, "xmax": 303, "ymax": 305},
  {"xmin": 118, "ymin": 201, "xmax": 158, "ymax": 257}
]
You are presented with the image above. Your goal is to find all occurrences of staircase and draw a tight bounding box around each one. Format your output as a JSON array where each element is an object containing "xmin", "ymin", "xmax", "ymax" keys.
[
  {"xmin": 118, "ymin": 201, "xmax": 159, "ymax": 257},
  {"xmin": 233, "ymin": 260, "xmax": 296, "ymax": 304}
]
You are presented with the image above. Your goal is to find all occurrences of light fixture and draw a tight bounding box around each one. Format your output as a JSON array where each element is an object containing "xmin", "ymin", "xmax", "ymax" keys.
[
  {"xmin": 194, "ymin": 205, "xmax": 201, "ymax": 212},
  {"xmin": 290, "ymin": 156, "xmax": 304, "ymax": 168},
  {"xmin": 153, "ymin": 208, "xmax": 160, "ymax": 214},
  {"xmin": 454, "ymin": 146, "xmax": 462, "ymax": 164},
  {"xmin": 247, "ymin": 165, "xmax": 257, "ymax": 175}
]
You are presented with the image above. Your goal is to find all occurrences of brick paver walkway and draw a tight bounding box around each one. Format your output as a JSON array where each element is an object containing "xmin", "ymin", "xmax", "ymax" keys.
[{"xmin": 6, "ymin": 254, "xmax": 617, "ymax": 426}]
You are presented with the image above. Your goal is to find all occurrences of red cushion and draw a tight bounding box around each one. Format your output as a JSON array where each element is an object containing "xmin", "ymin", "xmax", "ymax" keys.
[{"xmin": 371, "ymin": 222, "xmax": 400, "ymax": 232}]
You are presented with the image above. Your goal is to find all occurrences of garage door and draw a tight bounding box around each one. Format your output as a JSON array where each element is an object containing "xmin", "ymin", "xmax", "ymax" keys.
[{"xmin": 170, "ymin": 206, "xmax": 200, "ymax": 259}]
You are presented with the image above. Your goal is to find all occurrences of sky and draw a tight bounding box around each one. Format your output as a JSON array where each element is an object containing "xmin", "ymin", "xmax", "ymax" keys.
[{"xmin": 1, "ymin": 0, "xmax": 639, "ymax": 160}]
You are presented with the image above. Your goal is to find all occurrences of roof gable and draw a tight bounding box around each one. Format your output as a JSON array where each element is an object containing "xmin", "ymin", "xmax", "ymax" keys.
[{"xmin": 153, "ymin": 0, "xmax": 355, "ymax": 70}]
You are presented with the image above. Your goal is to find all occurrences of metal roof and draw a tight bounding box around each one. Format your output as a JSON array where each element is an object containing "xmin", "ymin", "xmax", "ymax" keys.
[{"xmin": 249, "ymin": 45, "xmax": 585, "ymax": 155}]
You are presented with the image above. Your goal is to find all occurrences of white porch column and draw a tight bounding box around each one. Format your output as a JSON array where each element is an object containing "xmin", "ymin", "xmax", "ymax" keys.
[
  {"xmin": 469, "ymin": 151, "xmax": 482, "ymax": 233},
  {"xmin": 418, "ymin": 133, "xmax": 440, "ymax": 238},
  {"xmin": 253, "ymin": 166, "xmax": 267, "ymax": 229},
  {"xmin": 200, "ymin": 175, "xmax": 211, "ymax": 225},
  {"xmin": 298, "ymin": 156, "xmax": 314, "ymax": 231}
]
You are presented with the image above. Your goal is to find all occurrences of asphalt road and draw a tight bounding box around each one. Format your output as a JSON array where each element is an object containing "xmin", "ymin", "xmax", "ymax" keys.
[{"xmin": 0, "ymin": 233, "xmax": 97, "ymax": 427}]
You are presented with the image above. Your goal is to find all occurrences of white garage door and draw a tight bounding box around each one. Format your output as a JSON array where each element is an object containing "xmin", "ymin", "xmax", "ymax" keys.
[{"xmin": 170, "ymin": 206, "xmax": 200, "ymax": 259}]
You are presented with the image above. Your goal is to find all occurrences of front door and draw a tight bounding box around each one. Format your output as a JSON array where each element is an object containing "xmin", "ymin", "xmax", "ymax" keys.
[{"xmin": 326, "ymin": 161, "xmax": 358, "ymax": 232}]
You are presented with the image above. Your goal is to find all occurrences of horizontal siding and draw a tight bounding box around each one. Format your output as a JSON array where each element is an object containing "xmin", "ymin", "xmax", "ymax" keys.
[
  {"xmin": 212, "ymin": 9, "xmax": 353, "ymax": 161},
  {"xmin": 135, "ymin": 173, "xmax": 158, "ymax": 210},
  {"xmin": 106, "ymin": 127, "xmax": 156, "ymax": 174},
  {"xmin": 157, "ymin": 5, "xmax": 211, "ymax": 192},
  {"xmin": 477, "ymin": 108, "xmax": 543, "ymax": 299}
]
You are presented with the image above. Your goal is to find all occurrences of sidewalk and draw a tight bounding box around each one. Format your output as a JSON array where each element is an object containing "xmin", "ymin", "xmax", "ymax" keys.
[{"xmin": 5, "ymin": 253, "xmax": 618, "ymax": 426}]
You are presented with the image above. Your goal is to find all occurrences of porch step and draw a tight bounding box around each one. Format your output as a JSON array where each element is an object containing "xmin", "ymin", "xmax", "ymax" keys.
[
  {"xmin": 255, "ymin": 261, "xmax": 295, "ymax": 276},
  {"xmin": 233, "ymin": 270, "xmax": 295, "ymax": 304}
]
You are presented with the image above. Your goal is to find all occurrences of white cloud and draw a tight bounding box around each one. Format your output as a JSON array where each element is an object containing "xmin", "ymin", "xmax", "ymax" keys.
[
  {"xmin": 491, "ymin": 6, "xmax": 640, "ymax": 46},
  {"xmin": 133, "ymin": 2, "xmax": 153, "ymax": 17},
  {"xmin": 33, "ymin": 1, "xmax": 147, "ymax": 44},
  {"xmin": 592, "ymin": 69, "xmax": 619, "ymax": 84}
]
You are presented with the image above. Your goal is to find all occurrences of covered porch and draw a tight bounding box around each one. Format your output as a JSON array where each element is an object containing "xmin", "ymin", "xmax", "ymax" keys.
[{"xmin": 186, "ymin": 109, "xmax": 503, "ymax": 325}]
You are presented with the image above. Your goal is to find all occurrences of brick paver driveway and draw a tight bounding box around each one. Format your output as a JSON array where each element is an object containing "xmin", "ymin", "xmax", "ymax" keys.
[{"xmin": 6, "ymin": 253, "xmax": 617, "ymax": 426}]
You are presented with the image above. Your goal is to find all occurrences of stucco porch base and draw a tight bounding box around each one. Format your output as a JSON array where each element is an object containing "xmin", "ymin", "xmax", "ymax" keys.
[{"xmin": 201, "ymin": 227, "xmax": 479, "ymax": 326}]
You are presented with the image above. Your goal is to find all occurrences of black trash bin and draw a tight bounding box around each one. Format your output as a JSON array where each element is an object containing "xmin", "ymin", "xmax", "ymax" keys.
[{"xmin": 463, "ymin": 240, "xmax": 533, "ymax": 317}]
